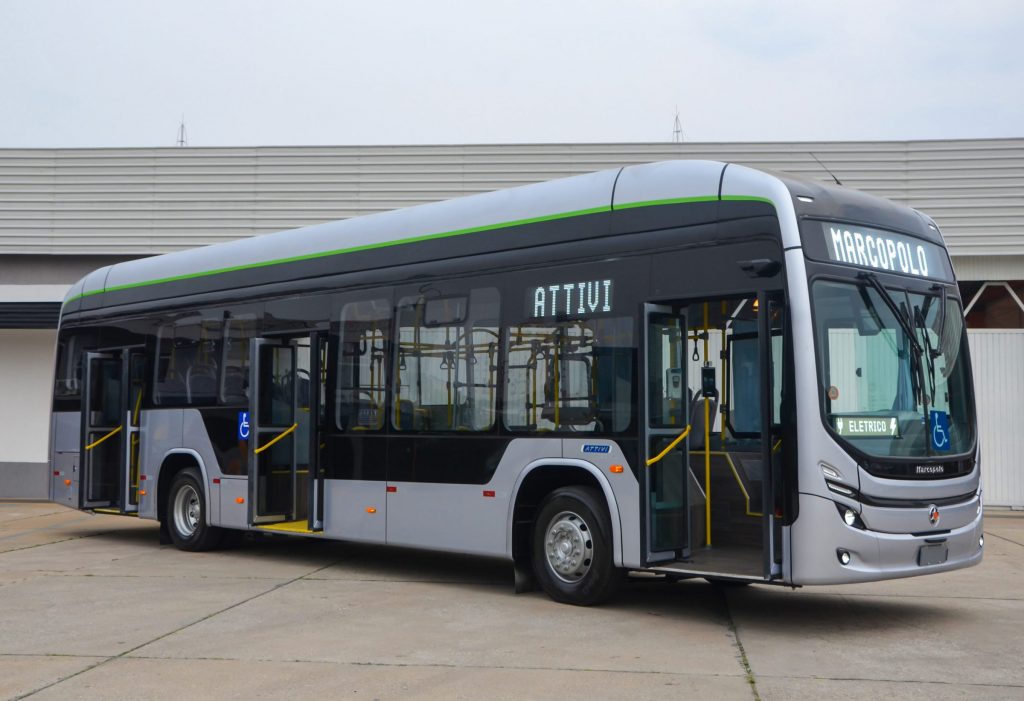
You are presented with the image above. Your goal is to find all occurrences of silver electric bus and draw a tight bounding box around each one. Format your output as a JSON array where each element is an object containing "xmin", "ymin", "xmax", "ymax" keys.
[{"xmin": 49, "ymin": 160, "xmax": 982, "ymax": 605}]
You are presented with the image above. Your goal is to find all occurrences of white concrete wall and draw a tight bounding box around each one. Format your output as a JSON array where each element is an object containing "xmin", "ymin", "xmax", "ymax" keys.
[
  {"xmin": 0, "ymin": 329, "xmax": 56, "ymax": 498},
  {"xmin": 968, "ymin": 330, "xmax": 1024, "ymax": 508}
]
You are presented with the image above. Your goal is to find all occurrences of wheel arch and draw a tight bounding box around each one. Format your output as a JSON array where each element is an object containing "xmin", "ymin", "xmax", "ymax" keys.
[
  {"xmin": 507, "ymin": 459, "xmax": 624, "ymax": 568},
  {"xmin": 156, "ymin": 449, "xmax": 212, "ymax": 525}
]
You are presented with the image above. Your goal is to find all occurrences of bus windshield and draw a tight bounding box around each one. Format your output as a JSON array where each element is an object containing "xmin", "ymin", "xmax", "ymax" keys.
[{"xmin": 812, "ymin": 279, "xmax": 974, "ymax": 458}]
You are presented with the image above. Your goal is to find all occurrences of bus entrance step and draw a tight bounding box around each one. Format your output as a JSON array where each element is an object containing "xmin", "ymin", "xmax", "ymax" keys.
[{"xmin": 255, "ymin": 520, "xmax": 314, "ymax": 534}]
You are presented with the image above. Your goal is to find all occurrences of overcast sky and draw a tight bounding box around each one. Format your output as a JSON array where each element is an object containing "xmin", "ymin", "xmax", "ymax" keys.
[{"xmin": 1, "ymin": 0, "xmax": 1022, "ymax": 147}]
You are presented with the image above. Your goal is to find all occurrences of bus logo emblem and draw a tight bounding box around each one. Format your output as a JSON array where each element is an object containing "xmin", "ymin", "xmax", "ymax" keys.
[
  {"xmin": 582, "ymin": 444, "xmax": 610, "ymax": 454},
  {"xmin": 928, "ymin": 505, "xmax": 940, "ymax": 526}
]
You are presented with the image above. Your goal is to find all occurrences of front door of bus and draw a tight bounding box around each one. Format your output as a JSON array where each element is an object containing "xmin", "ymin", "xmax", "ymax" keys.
[
  {"xmin": 642, "ymin": 305, "xmax": 690, "ymax": 563},
  {"xmin": 80, "ymin": 349, "xmax": 145, "ymax": 512},
  {"xmin": 249, "ymin": 335, "xmax": 323, "ymax": 528}
]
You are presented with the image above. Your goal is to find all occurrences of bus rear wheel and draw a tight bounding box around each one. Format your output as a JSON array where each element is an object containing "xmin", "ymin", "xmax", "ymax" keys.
[
  {"xmin": 167, "ymin": 467, "xmax": 224, "ymax": 551},
  {"xmin": 532, "ymin": 486, "xmax": 622, "ymax": 606}
]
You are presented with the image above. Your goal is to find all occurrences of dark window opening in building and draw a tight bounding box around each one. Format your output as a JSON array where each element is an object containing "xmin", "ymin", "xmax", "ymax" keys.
[{"xmin": 961, "ymin": 281, "xmax": 1024, "ymax": 329}]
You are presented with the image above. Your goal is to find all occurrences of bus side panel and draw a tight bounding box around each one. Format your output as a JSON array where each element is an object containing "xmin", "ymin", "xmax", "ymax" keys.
[
  {"xmin": 217, "ymin": 477, "xmax": 248, "ymax": 529},
  {"xmin": 139, "ymin": 409, "xmax": 184, "ymax": 520},
  {"xmin": 386, "ymin": 438, "xmax": 561, "ymax": 558},
  {"xmin": 323, "ymin": 479, "xmax": 386, "ymax": 544},
  {"xmin": 50, "ymin": 411, "xmax": 80, "ymax": 507}
]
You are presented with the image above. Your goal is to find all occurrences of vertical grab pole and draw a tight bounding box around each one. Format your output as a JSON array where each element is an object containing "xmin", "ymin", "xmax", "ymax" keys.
[
  {"xmin": 721, "ymin": 300, "xmax": 728, "ymax": 445},
  {"xmin": 703, "ymin": 302, "xmax": 712, "ymax": 548}
]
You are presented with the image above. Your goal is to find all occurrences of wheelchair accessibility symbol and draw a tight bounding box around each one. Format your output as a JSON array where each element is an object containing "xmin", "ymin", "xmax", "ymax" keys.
[
  {"xmin": 238, "ymin": 411, "xmax": 250, "ymax": 441},
  {"xmin": 930, "ymin": 410, "xmax": 950, "ymax": 451}
]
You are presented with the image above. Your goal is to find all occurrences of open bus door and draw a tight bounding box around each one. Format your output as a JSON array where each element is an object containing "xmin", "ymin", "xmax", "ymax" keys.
[
  {"xmin": 641, "ymin": 304, "xmax": 691, "ymax": 564},
  {"xmin": 760, "ymin": 291, "xmax": 788, "ymax": 579},
  {"xmin": 248, "ymin": 334, "xmax": 324, "ymax": 531},
  {"xmin": 79, "ymin": 348, "xmax": 145, "ymax": 512}
]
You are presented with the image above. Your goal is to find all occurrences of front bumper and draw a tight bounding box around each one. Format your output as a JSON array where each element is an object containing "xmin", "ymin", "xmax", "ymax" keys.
[{"xmin": 789, "ymin": 493, "xmax": 984, "ymax": 585}]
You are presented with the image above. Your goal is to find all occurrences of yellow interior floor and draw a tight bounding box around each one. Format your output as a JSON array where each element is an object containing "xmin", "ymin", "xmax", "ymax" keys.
[{"xmin": 255, "ymin": 519, "xmax": 314, "ymax": 534}]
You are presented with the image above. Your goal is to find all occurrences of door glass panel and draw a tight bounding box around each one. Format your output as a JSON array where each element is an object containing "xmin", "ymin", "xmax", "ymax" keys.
[
  {"xmin": 85, "ymin": 356, "xmax": 122, "ymax": 504},
  {"xmin": 127, "ymin": 354, "xmax": 146, "ymax": 507},
  {"xmin": 258, "ymin": 433, "xmax": 295, "ymax": 517},
  {"xmin": 90, "ymin": 358, "xmax": 122, "ymax": 427},
  {"xmin": 294, "ymin": 340, "xmax": 311, "ymax": 522},
  {"xmin": 257, "ymin": 345, "xmax": 295, "ymax": 426},
  {"xmin": 648, "ymin": 317, "xmax": 686, "ymax": 428},
  {"xmin": 646, "ymin": 313, "xmax": 687, "ymax": 554}
]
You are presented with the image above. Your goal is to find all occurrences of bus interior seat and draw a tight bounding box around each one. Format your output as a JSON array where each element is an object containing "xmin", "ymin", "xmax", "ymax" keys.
[
  {"xmin": 398, "ymin": 399, "xmax": 424, "ymax": 430},
  {"xmin": 221, "ymin": 367, "xmax": 248, "ymax": 403},
  {"xmin": 186, "ymin": 365, "xmax": 218, "ymax": 403},
  {"xmin": 156, "ymin": 373, "xmax": 187, "ymax": 404}
]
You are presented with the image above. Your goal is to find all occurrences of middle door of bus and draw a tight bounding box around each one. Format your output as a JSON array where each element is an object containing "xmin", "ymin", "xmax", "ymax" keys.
[{"xmin": 248, "ymin": 334, "xmax": 325, "ymax": 529}]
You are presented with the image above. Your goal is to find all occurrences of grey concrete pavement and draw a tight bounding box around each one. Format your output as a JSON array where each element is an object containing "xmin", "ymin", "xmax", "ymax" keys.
[{"xmin": 1, "ymin": 501, "xmax": 1021, "ymax": 700}]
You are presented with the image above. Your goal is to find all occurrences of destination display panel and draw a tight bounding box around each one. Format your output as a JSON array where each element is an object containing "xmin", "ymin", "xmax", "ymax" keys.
[{"xmin": 802, "ymin": 220, "xmax": 955, "ymax": 282}]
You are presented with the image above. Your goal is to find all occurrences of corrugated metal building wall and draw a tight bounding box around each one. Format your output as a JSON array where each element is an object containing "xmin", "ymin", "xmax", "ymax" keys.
[
  {"xmin": 0, "ymin": 140, "xmax": 1020, "ymax": 503},
  {"xmin": 0, "ymin": 139, "xmax": 1022, "ymax": 263}
]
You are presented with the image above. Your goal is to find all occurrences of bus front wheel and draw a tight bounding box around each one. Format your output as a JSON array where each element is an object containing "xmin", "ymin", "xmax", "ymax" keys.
[
  {"xmin": 166, "ymin": 467, "xmax": 224, "ymax": 551},
  {"xmin": 532, "ymin": 486, "xmax": 622, "ymax": 606}
]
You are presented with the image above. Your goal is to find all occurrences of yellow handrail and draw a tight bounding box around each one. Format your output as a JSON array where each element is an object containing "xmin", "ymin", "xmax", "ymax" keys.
[
  {"xmin": 645, "ymin": 425, "xmax": 692, "ymax": 466},
  {"xmin": 85, "ymin": 425, "xmax": 122, "ymax": 451},
  {"xmin": 254, "ymin": 423, "xmax": 298, "ymax": 455},
  {"xmin": 691, "ymin": 450, "xmax": 763, "ymax": 517}
]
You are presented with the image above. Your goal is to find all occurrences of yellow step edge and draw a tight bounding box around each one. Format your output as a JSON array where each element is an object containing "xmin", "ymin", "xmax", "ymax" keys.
[
  {"xmin": 92, "ymin": 508, "xmax": 138, "ymax": 517},
  {"xmin": 255, "ymin": 520, "xmax": 314, "ymax": 534}
]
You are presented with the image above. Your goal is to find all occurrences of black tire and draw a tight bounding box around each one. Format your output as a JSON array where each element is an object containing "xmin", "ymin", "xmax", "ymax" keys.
[
  {"xmin": 532, "ymin": 486, "xmax": 623, "ymax": 606},
  {"xmin": 166, "ymin": 467, "xmax": 224, "ymax": 551}
]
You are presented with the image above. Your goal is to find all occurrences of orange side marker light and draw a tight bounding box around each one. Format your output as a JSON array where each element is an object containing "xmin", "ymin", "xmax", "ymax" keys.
[
  {"xmin": 64, "ymin": 479, "xmax": 71, "ymax": 486},
  {"xmin": 235, "ymin": 497, "xmax": 245, "ymax": 504},
  {"xmin": 366, "ymin": 506, "xmax": 377, "ymax": 514},
  {"xmin": 139, "ymin": 489, "xmax": 147, "ymax": 496},
  {"xmin": 609, "ymin": 464, "xmax": 624, "ymax": 474}
]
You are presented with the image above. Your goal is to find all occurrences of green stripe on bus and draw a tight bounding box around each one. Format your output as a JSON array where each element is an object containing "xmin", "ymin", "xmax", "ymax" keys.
[{"xmin": 65, "ymin": 195, "xmax": 774, "ymax": 304}]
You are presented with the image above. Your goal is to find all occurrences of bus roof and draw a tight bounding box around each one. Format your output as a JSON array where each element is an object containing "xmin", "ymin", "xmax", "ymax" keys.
[{"xmin": 61, "ymin": 159, "xmax": 942, "ymax": 316}]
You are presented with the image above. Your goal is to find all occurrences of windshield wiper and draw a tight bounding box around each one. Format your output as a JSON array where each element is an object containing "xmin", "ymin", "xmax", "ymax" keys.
[
  {"xmin": 857, "ymin": 273, "xmax": 923, "ymax": 357},
  {"xmin": 914, "ymin": 305, "xmax": 939, "ymax": 406},
  {"xmin": 858, "ymin": 273, "xmax": 932, "ymax": 453}
]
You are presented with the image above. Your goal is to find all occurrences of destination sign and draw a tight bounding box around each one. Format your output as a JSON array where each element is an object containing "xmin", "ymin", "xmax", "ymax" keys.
[
  {"xmin": 531, "ymin": 279, "xmax": 613, "ymax": 319},
  {"xmin": 817, "ymin": 222, "xmax": 952, "ymax": 281},
  {"xmin": 832, "ymin": 414, "xmax": 901, "ymax": 438}
]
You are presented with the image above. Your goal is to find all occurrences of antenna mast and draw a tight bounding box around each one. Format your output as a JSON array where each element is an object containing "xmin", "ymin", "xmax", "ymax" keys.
[
  {"xmin": 809, "ymin": 152, "xmax": 842, "ymax": 186},
  {"xmin": 176, "ymin": 115, "xmax": 188, "ymax": 147},
  {"xmin": 672, "ymin": 106, "xmax": 684, "ymax": 143}
]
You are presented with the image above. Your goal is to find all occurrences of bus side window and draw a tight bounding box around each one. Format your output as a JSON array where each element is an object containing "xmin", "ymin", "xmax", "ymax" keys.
[
  {"xmin": 337, "ymin": 298, "xmax": 391, "ymax": 431},
  {"xmin": 505, "ymin": 317, "xmax": 634, "ymax": 434},
  {"xmin": 154, "ymin": 316, "xmax": 222, "ymax": 405},
  {"xmin": 221, "ymin": 315, "xmax": 256, "ymax": 404},
  {"xmin": 54, "ymin": 330, "xmax": 85, "ymax": 398},
  {"xmin": 393, "ymin": 287, "xmax": 500, "ymax": 432}
]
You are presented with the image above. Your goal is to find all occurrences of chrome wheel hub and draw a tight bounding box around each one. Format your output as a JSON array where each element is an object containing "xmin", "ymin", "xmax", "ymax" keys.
[
  {"xmin": 544, "ymin": 510, "xmax": 594, "ymax": 583},
  {"xmin": 173, "ymin": 484, "xmax": 200, "ymax": 538}
]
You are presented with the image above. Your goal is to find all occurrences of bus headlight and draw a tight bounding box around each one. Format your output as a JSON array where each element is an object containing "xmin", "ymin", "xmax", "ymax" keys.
[{"xmin": 834, "ymin": 502, "xmax": 866, "ymax": 530}]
